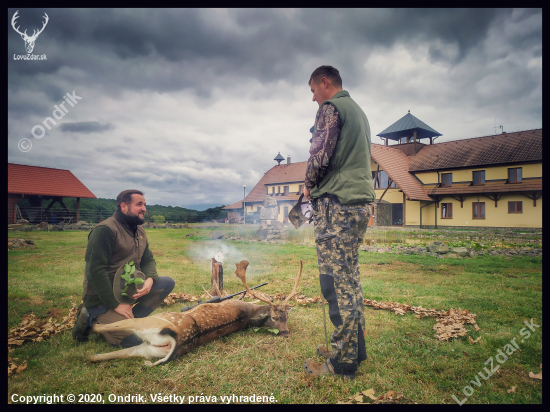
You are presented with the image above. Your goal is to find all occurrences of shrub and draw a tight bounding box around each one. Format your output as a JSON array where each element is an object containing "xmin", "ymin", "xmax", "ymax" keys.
[{"xmin": 152, "ymin": 215, "xmax": 165, "ymax": 223}]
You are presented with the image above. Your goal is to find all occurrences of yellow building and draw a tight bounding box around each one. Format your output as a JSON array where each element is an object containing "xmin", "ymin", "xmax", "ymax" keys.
[
  {"xmin": 225, "ymin": 117, "xmax": 542, "ymax": 229},
  {"xmin": 224, "ymin": 154, "xmax": 305, "ymax": 224}
]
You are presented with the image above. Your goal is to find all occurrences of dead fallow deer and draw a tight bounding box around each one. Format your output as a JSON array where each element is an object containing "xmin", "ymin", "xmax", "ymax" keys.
[{"xmin": 89, "ymin": 260, "xmax": 302, "ymax": 366}]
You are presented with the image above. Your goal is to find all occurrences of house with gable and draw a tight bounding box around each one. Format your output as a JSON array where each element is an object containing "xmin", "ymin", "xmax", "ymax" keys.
[
  {"xmin": 224, "ymin": 154, "xmax": 305, "ymax": 224},
  {"xmin": 224, "ymin": 114, "xmax": 542, "ymax": 229}
]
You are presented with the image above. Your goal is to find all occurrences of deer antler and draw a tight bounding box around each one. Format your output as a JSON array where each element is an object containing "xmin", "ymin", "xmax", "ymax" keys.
[
  {"xmin": 11, "ymin": 11, "xmax": 49, "ymax": 41},
  {"xmin": 234, "ymin": 260, "xmax": 273, "ymax": 306},
  {"xmin": 283, "ymin": 260, "xmax": 303, "ymax": 307},
  {"xmin": 11, "ymin": 11, "xmax": 25, "ymax": 37},
  {"xmin": 201, "ymin": 285, "xmax": 213, "ymax": 298},
  {"xmin": 29, "ymin": 12, "xmax": 49, "ymax": 41}
]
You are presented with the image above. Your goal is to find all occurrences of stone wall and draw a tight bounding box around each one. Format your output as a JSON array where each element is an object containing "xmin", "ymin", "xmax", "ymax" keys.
[
  {"xmin": 361, "ymin": 241, "xmax": 542, "ymax": 258},
  {"xmin": 227, "ymin": 210, "xmax": 241, "ymax": 224}
]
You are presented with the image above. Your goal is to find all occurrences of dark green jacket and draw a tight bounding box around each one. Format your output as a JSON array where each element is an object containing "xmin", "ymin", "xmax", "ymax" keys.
[
  {"xmin": 309, "ymin": 90, "xmax": 375, "ymax": 205},
  {"xmin": 82, "ymin": 210, "xmax": 158, "ymax": 309}
]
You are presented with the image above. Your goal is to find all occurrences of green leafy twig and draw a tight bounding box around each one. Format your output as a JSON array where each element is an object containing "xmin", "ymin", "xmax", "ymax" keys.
[
  {"xmin": 253, "ymin": 327, "xmax": 279, "ymax": 335},
  {"xmin": 120, "ymin": 261, "xmax": 144, "ymax": 297}
]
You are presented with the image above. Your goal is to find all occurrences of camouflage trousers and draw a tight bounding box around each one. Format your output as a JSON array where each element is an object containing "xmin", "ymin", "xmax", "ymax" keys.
[{"xmin": 312, "ymin": 195, "xmax": 370, "ymax": 372}]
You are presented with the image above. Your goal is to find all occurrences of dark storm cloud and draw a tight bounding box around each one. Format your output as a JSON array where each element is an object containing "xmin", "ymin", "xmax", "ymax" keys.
[
  {"xmin": 7, "ymin": 8, "xmax": 542, "ymax": 209},
  {"xmin": 59, "ymin": 121, "xmax": 113, "ymax": 134},
  {"xmin": 8, "ymin": 8, "xmax": 507, "ymax": 93}
]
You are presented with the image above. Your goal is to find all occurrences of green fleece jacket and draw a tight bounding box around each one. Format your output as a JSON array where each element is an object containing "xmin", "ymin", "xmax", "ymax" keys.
[{"xmin": 83, "ymin": 210, "xmax": 158, "ymax": 309}]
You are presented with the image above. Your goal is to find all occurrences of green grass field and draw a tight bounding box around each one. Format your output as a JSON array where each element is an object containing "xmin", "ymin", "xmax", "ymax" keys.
[{"xmin": 8, "ymin": 227, "xmax": 542, "ymax": 404}]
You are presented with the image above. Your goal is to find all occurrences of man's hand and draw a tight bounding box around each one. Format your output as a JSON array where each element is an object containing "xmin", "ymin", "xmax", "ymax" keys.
[
  {"xmin": 304, "ymin": 185, "xmax": 311, "ymax": 200},
  {"xmin": 132, "ymin": 277, "xmax": 153, "ymax": 299},
  {"xmin": 114, "ymin": 304, "xmax": 134, "ymax": 319}
]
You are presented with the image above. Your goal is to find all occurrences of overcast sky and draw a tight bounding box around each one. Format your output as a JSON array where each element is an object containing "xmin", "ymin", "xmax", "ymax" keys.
[{"xmin": 8, "ymin": 8, "xmax": 542, "ymax": 210}]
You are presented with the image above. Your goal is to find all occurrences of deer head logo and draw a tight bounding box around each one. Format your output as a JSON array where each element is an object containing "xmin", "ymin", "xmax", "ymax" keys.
[{"xmin": 11, "ymin": 10, "xmax": 49, "ymax": 54}]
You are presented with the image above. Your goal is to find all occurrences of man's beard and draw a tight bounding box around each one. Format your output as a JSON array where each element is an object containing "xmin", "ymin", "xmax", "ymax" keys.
[{"xmin": 126, "ymin": 211, "xmax": 145, "ymax": 225}]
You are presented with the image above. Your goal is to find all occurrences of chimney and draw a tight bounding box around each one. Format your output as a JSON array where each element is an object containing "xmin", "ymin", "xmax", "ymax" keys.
[{"xmin": 287, "ymin": 156, "xmax": 291, "ymax": 165}]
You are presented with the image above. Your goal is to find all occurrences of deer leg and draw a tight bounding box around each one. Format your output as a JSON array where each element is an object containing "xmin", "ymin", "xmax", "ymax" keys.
[{"xmin": 90, "ymin": 342, "xmax": 153, "ymax": 362}]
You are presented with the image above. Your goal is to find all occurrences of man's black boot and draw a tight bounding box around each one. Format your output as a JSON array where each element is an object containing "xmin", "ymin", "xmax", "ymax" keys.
[
  {"xmin": 330, "ymin": 358, "xmax": 357, "ymax": 380},
  {"xmin": 72, "ymin": 303, "xmax": 91, "ymax": 342}
]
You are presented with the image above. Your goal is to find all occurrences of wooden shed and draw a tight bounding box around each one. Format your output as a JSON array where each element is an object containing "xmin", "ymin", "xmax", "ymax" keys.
[{"xmin": 8, "ymin": 163, "xmax": 96, "ymax": 224}]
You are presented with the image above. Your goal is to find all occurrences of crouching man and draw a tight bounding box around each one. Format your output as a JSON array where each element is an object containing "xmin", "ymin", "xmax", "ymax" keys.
[{"xmin": 72, "ymin": 189, "xmax": 175, "ymax": 347}]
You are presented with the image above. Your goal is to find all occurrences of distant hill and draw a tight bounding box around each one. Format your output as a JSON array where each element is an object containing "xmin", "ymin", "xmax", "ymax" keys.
[{"xmin": 16, "ymin": 197, "xmax": 228, "ymax": 223}]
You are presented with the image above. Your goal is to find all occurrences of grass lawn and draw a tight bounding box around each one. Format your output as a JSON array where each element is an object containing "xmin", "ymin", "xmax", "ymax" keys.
[{"xmin": 8, "ymin": 227, "xmax": 542, "ymax": 404}]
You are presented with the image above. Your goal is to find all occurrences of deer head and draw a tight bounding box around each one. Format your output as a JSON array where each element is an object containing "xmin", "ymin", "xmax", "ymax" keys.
[
  {"xmin": 11, "ymin": 10, "xmax": 49, "ymax": 54},
  {"xmin": 235, "ymin": 259, "xmax": 302, "ymax": 337}
]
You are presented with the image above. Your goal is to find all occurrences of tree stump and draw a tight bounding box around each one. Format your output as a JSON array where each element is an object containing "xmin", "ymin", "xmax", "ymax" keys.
[{"xmin": 210, "ymin": 258, "xmax": 223, "ymax": 296}]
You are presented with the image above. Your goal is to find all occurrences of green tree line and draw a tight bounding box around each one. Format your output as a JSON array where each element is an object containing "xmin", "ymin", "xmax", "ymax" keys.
[{"xmin": 17, "ymin": 197, "xmax": 228, "ymax": 223}]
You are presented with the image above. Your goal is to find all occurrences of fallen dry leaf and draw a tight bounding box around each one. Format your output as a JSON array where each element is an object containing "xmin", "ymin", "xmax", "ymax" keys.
[
  {"xmin": 529, "ymin": 371, "xmax": 542, "ymax": 380},
  {"xmin": 385, "ymin": 390, "xmax": 397, "ymax": 399},
  {"xmin": 468, "ymin": 336, "xmax": 481, "ymax": 344},
  {"xmin": 475, "ymin": 324, "xmax": 481, "ymax": 331},
  {"xmin": 507, "ymin": 386, "xmax": 516, "ymax": 393},
  {"xmin": 8, "ymin": 358, "xmax": 27, "ymax": 377},
  {"xmin": 362, "ymin": 388, "xmax": 377, "ymax": 400},
  {"xmin": 364, "ymin": 298, "xmax": 477, "ymax": 342},
  {"xmin": 462, "ymin": 351, "xmax": 469, "ymax": 357},
  {"xmin": 340, "ymin": 389, "xmax": 416, "ymax": 405},
  {"xmin": 15, "ymin": 361, "xmax": 27, "ymax": 373}
]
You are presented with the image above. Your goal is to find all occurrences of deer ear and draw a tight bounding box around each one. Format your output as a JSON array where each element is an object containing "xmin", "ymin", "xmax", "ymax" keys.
[{"xmin": 287, "ymin": 307, "xmax": 293, "ymax": 312}]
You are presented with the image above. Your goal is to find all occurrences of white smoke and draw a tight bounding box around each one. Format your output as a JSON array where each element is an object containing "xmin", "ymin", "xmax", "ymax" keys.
[{"xmin": 187, "ymin": 241, "xmax": 265, "ymax": 280}]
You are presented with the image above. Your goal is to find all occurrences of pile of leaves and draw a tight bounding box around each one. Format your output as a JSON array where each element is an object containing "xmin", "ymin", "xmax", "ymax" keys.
[
  {"xmin": 8, "ymin": 302, "xmax": 78, "ymax": 348},
  {"xmin": 8, "ymin": 302, "xmax": 78, "ymax": 376},
  {"xmin": 267, "ymin": 294, "xmax": 479, "ymax": 342},
  {"xmin": 364, "ymin": 299, "xmax": 478, "ymax": 342},
  {"xmin": 162, "ymin": 292, "xmax": 201, "ymax": 306},
  {"xmin": 338, "ymin": 388, "xmax": 416, "ymax": 404}
]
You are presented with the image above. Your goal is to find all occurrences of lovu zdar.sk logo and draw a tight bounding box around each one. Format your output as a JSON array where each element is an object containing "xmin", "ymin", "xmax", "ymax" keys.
[{"xmin": 12, "ymin": 10, "xmax": 48, "ymax": 60}]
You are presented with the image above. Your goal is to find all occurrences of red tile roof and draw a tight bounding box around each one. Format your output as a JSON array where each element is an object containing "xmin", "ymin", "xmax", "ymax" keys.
[
  {"xmin": 8, "ymin": 163, "xmax": 96, "ymax": 198},
  {"xmin": 225, "ymin": 129, "xmax": 542, "ymax": 209},
  {"xmin": 409, "ymin": 129, "xmax": 542, "ymax": 172},
  {"xmin": 224, "ymin": 162, "xmax": 308, "ymax": 209},
  {"xmin": 224, "ymin": 199, "xmax": 243, "ymax": 209},
  {"xmin": 371, "ymin": 144, "xmax": 432, "ymax": 201}
]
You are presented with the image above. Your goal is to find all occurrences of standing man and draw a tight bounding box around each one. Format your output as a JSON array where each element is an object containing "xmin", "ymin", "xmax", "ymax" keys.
[
  {"xmin": 302, "ymin": 66, "xmax": 374, "ymax": 380},
  {"xmin": 72, "ymin": 189, "xmax": 175, "ymax": 347}
]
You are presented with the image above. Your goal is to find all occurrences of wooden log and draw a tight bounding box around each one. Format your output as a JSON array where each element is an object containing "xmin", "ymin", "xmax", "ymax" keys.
[{"xmin": 210, "ymin": 258, "xmax": 223, "ymax": 297}]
